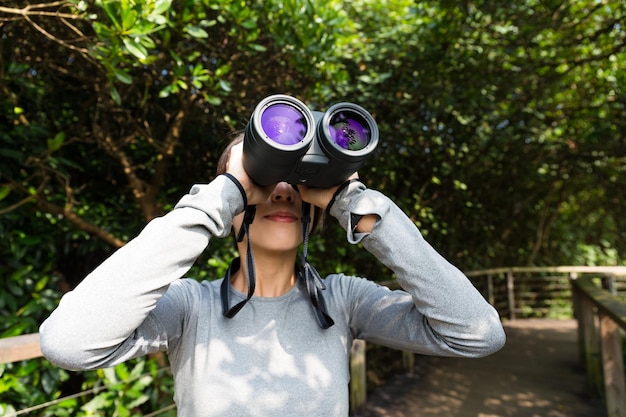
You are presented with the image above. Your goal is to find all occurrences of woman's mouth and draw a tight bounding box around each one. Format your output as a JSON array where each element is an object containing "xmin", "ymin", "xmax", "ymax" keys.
[{"xmin": 264, "ymin": 211, "xmax": 298, "ymax": 223}]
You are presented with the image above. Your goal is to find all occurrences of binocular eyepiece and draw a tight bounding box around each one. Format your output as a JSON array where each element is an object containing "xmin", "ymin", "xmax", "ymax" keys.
[{"xmin": 243, "ymin": 94, "xmax": 379, "ymax": 188}]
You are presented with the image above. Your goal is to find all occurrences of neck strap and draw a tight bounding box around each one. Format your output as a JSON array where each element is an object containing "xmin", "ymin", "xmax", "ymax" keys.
[
  {"xmin": 220, "ymin": 201, "xmax": 334, "ymax": 329},
  {"xmin": 300, "ymin": 202, "xmax": 335, "ymax": 329},
  {"xmin": 221, "ymin": 205, "xmax": 256, "ymax": 318}
]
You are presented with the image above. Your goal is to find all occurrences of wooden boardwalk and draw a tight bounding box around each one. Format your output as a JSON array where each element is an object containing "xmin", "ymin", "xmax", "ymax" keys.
[{"xmin": 359, "ymin": 319, "xmax": 607, "ymax": 417}]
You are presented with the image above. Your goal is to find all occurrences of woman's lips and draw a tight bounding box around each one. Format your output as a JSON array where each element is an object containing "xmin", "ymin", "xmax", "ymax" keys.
[{"xmin": 264, "ymin": 211, "xmax": 298, "ymax": 223}]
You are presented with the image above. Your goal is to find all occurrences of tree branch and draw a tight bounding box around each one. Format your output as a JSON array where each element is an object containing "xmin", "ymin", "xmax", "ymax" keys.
[
  {"xmin": 145, "ymin": 97, "xmax": 192, "ymax": 216},
  {"xmin": 0, "ymin": 2, "xmax": 91, "ymax": 55},
  {"xmin": 2, "ymin": 177, "xmax": 126, "ymax": 248},
  {"xmin": 0, "ymin": 2, "xmax": 83, "ymax": 20},
  {"xmin": 36, "ymin": 197, "xmax": 126, "ymax": 248}
]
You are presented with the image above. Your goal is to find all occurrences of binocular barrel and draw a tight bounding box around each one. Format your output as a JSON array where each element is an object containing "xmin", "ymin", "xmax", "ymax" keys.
[{"xmin": 243, "ymin": 95, "xmax": 379, "ymax": 188}]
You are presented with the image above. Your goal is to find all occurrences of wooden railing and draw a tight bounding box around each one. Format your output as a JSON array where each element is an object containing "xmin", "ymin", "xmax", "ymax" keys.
[
  {"xmin": 465, "ymin": 266, "xmax": 624, "ymax": 320},
  {"xmin": 0, "ymin": 333, "xmax": 41, "ymax": 364},
  {"xmin": 466, "ymin": 266, "xmax": 626, "ymax": 417},
  {"xmin": 2, "ymin": 266, "xmax": 626, "ymax": 416},
  {"xmin": 572, "ymin": 274, "xmax": 626, "ymax": 417}
]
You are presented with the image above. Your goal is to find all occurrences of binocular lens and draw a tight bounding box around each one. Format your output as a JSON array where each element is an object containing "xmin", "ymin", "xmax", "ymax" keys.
[
  {"xmin": 328, "ymin": 111, "xmax": 371, "ymax": 151},
  {"xmin": 243, "ymin": 95, "xmax": 378, "ymax": 188},
  {"xmin": 261, "ymin": 103, "xmax": 308, "ymax": 145}
]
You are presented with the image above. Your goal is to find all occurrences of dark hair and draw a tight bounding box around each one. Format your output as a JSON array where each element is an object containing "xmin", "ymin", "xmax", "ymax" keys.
[
  {"xmin": 216, "ymin": 132, "xmax": 324, "ymax": 232},
  {"xmin": 216, "ymin": 131, "xmax": 244, "ymax": 177}
]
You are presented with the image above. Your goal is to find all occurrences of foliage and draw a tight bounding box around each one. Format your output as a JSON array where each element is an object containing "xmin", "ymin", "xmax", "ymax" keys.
[
  {"xmin": 334, "ymin": 0, "xmax": 626, "ymax": 269},
  {"xmin": 0, "ymin": 0, "xmax": 625, "ymax": 414},
  {"xmin": 0, "ymin": 209, "xmax": 69, "ymax": 414},
  {"xmin": 52, "ymin": 360, "xmax": 176, "ymax": 417}
]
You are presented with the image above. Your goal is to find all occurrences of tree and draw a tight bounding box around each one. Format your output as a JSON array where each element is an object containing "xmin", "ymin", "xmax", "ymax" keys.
[
  {"xmin": 0, "ymin": 0, "xmax": 357, "ymax": 413},
  {"xmin": 333, "ymin": 0, "xmax": 626, "ymax": 268},
  {"xmin": 1, "ymin": 0, "xmax": 625, "ymax": 414}
]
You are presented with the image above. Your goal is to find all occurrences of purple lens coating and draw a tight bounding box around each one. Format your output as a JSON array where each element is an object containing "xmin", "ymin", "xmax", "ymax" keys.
[
  {"xmin": 260, "ymin": 103, "xmax": 307, "ymax": 145},
  {"xmin": 328, "ymin": 112, "xmax": 370, "ymax": 151}
]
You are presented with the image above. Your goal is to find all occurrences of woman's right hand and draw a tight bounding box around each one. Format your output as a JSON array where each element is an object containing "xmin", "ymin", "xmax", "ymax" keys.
[{"xmin": 225, "ymin": 142, "xmax": 272, "ymax": 206}]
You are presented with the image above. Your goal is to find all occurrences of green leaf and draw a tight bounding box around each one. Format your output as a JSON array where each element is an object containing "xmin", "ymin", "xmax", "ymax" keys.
[
  {"xmin": 214, "ymin": 64, "xmax": 230, "ymax": 77},
  {"xmin": 103, "ymin": 367, "xmax": 120, "ymax": 384},
  {"xmin": 128, "ymin": 361, "xmax": 145, "ymax": 380},
  {"xmin": 81, "ymin": 393, "xmax": 113, "ymax": 412},
  {"xmin": 158, "ymin": 85, "xmax": 173, "ymax": 98},
  {"xmin": 201, "ymin": 19, "xmax": 217, "ymax": 28},
  {"xmin": 248, "ymin": 43, "xmax": 266, "ymax": 52},
  {"xmin": 206, "ymin": 95, "xmax": 221, "ymax": 105},
  {"xmin": 152, "ymin": 0, "xmax": 172, "ymax": 15},
  {"xmin": 122, "ymin": 37, "xmax": 148, "ymax": 59},
  {"xmin": 0, "ymin": 186, "xmax": 10, "ymax": 201},
  {"xmin": 218, "ymin": 79, "xmax": 232, "ymax": 92},
  {"xmin": 191, "ymin": 63, "xmax": 205, "ymax": 76},
  {"xmin": 115, "ymin": 363, "xmax": 130, "ymax": 381},
  {"xmin": 241, "ymin": 19, "xmax": 257, "ymax": 29},
  {"xmin": 1, "ymin": 321, "xmax": 32, "ymax": 338},
  {"xmin": 41, "ymin": 370, "xmax": 61, "ymax": 394},
  {"xmin": 184, "ymin": 25, "xmax": 209, "ymax": 39},
  {"xmin": 139, "ymin": 35, "xmax": 156, "ymax": 49},
  {"xmin": 7, "ymin": 280, "xmax": 25, "ymax": 297},
  {"xmin": 126, "ymin": 393, "xmax": 150, "ymax": 409},
  {"xmin": 110, "ymin": 85, "xmax": 122, "ymax": 105},
  {"xmin": 121, "ymin": 8, "xmax": 138, "ymax": 31},
  {"xmin": 113, "ymin": 68, "xmax": 133, "ymax": 84},
  {"xmin": 169, "ymin": 50, "xmax": 183, "ymax": 66},
  {"xmin": 102, "ymin": 0, "xmax": 121, "ymax": 30},
  {"xmin": 47, "ymin": 132, "xmax": 65, "ymax": 153}
]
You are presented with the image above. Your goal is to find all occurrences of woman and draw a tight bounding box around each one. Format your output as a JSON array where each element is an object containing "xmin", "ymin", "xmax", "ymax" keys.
[{"xmin": 40, "ymin": 135, "xmax": 505, "ymax": 416}]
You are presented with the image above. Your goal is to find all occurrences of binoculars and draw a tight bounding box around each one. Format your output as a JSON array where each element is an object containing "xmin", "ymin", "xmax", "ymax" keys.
[{"xmin": 243, "ymin": 95, "xmax": 379, "ymax": 188}]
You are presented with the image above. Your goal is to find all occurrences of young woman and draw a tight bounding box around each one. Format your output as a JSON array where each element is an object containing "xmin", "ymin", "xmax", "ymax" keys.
[{"xmin": 40, "ymin": 136, "xmax": 505, "ymax": 417}]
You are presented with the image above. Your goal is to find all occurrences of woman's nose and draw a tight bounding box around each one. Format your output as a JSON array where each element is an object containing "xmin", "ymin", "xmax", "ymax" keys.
[{"xmin": 271, "ymin": 182, "xmax": 295, "ymax": 203}]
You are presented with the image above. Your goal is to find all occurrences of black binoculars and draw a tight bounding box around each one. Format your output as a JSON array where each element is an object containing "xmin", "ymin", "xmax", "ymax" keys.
[{"xmin": 242, "ymin": 94, "xmax": 379, "ymax": 188}]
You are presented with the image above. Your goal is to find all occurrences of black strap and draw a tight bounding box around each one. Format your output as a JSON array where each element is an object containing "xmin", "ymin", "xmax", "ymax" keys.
[
  {"xmin": 301, "ymin": 202, "xmax": 335, "ymax": 329},
  {"xmin": 221, "ymin": 205, "xmax": 256, "ymax": 318},
  {"xmin": 220, "ymin": 199, "xmax": 334, "ymax": 329},
  {"xmin": 325, "ymin": 178, "xmax": 362, "ymax": 218},
  {"xmin": 236, "ymin": 205, "xmax": 256, "ymax": 243}
]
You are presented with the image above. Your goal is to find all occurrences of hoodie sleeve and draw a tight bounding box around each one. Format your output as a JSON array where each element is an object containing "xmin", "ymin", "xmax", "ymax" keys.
[
  {"xmin": 39, "ymin": 175, "xmax": 244, "ymax": 370},
  {"xmin": 328, "ymin": 180, "xmax": 506, "ymax": 358}
]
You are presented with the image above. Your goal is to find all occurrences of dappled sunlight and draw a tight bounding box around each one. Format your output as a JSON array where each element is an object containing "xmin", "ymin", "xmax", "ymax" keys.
[
  {"xmin": 166, "ymin": 313, "xmax": 352, "ymax": 416},
  {"xmin": 362, "ymin": 319, "xmax": 606, "ymax": 417},
  {"xmin": 483, "ymin": 391, "xmax": 581, "ymax": 416}
]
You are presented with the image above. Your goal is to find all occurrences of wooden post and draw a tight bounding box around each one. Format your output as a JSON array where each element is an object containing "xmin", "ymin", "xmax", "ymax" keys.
[
  {"xmin": 570, "ymin": 273, "xmax": 585, "ymax": 364},
  {"xmin": 602, "ymin": 275, "xmax": 617, "ymax": 295},
  {"xmin": 350, "ymin": 339, "xmax": 367, "ymax": 415},
  {"xmin": 581, "ymin": 296, "xmax": 603, "ymax": 396},
  {"xmin": 506, "ymin": 270, "xmax": 516, "ymax": 320},
  {"xmin": 573, "ymin": 286, "xmax": 583, "ymax": 362},
  {"xmin": 599, "ymin": 312, "xmax": 626, "ymax": 417}
]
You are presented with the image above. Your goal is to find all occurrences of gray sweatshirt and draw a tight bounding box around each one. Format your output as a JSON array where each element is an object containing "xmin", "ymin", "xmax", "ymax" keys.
[{"xmin": 40, "ymin": 175, "xmax": 505, "ymax": 416}]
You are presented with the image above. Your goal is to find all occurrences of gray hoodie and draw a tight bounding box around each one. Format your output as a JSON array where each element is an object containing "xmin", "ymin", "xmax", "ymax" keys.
[{"xmin": 40, "ymin": 175, "xmax": 505, "ymax": 416}]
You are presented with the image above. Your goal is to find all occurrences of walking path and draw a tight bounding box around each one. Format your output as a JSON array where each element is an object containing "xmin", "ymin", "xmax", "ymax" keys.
[{"xmin": 360, "ymin": 319, "xmax": 607, "ymax": 417}]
